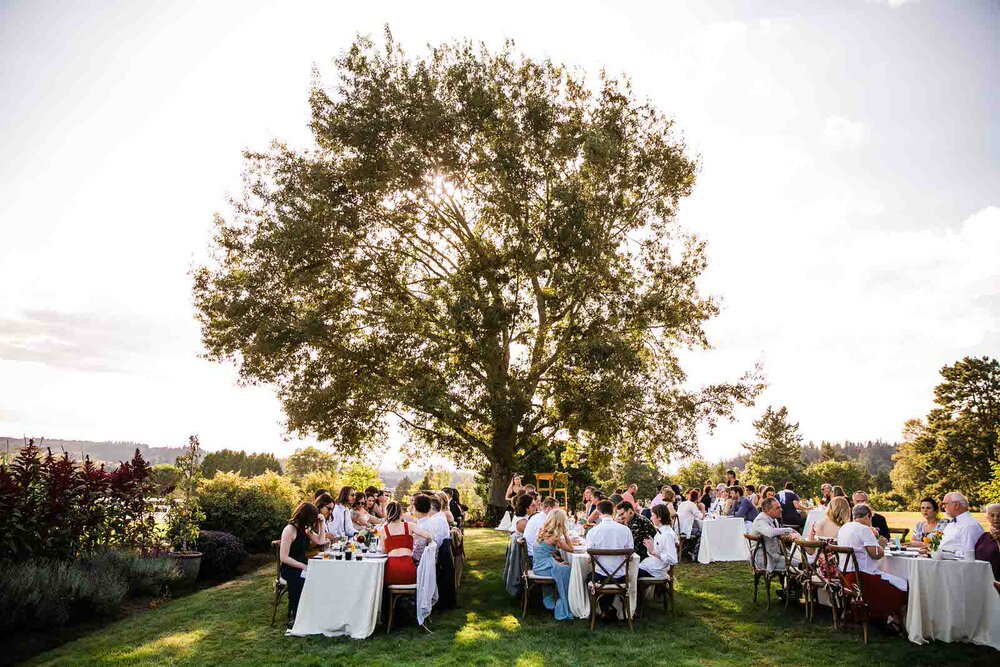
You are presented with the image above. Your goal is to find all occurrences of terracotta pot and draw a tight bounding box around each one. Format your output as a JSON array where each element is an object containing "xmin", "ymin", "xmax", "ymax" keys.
[{"xmin": 167, "ymin": 552, "xmax": 203, "ymax": 587}]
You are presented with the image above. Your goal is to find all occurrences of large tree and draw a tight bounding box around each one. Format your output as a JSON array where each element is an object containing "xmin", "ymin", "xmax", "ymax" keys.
[
  {"xmin": 193, "ymin": 31, "xmax": 762, "ymax": 521},
  {"xmin": 742, "ymin": 406, "xmax": 806, "ymax": 488}
]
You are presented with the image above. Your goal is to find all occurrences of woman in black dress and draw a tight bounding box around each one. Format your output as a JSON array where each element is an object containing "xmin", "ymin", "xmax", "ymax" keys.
[{"xmin": 279, "ymin": 502, "xmax": 326, "ymax": 627}]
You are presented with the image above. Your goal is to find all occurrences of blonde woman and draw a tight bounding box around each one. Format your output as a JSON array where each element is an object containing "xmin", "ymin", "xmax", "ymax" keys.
[
  {"xmin": 531, "ymin": 509, "xmax": 575, "ymax": 620},
  {"xmin": 809, "ymin": 496, "xmax": 851, "ymax": 541}
]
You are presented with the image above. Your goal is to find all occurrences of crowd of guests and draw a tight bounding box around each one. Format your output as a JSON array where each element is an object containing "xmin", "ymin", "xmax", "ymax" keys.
[{"xmin": 278, "ymin": 484, "xmax": 465, "ymax": 628}]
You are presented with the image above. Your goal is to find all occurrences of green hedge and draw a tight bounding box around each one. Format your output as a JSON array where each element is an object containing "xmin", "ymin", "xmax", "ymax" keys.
[{"xmin": 199, "ymin": 472, "xmax": 299, "ymax": 552}]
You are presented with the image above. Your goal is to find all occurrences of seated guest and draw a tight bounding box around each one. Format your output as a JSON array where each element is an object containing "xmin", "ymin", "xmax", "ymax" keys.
[
  {"xmin": 410, "ymin": 493, "xmax": 432, "ymax": 562},
  {"xmin": 428, "ymin": 495, "xmax": 458, "ymax": 608},
  {"xmin": 279, "ymin": 502, "xmax": 326, "ymax": 627},
  {"xmin": 616, "ymin": 501, "xmax": 657, "ymax": 559},
  {"xmin": 524, "ymin": 496, "xmax": 558, "ymax": 564},
  {"xmin": 660, "ymin": 488, "xmax": 678, "ymax": 522},
  {"xmin": 531, "ymin": 509, "xmax": 576, "ymax": 621},
  {"xmin": 582, "ymin": 486, "xmax": 596, "ymax": 519},
  {"xmin": 750, "ymin": 498, "xmax": 799, "ymax": 572},
  {"xmin": 725, "ymin": 469, "xmax": 739, "ymax": 487},
  {"xmin": 621, "ymin": 483, "xmax": 639, "ymax": 508},
  {"xmin": 709, "ymin": 484, "xmax": 728, "ymax": 514},
  {"xmin": 638, "ymin": 504, "xmax": 678, "ymax": 579},
  {"xmin": 831, "ymin": 485, "xmax": 846, "ymax": 501},
  {"xmin": 434, "ymin": 490, "xmax": 456, "ymax": 525},
  {"xmin": 314, "ymin": 492, "xmax": 335, "ymax": 544},
  {"xmin": 608, "ymin": 493, "xmax": 624, "ymax": 507},
  {"xmin": 587, "ymin": 500, "xmax": 634, "ymax": 619},
  {"xmin": 851, "ymin": 491, "xmax": 889, "ymax": 539},
  {"xmin": 939, "ymin": 492, "xmax": 985, "ymax": 556},
  {"xmin": 809, "ymin": 496, "xmax": 850, "ymax": 541},
  {"xmin": 837, "ymin": 504, "xmax": 907, "ymax": 629},
  {"xmin": 677, "ymin": 489, "xmax": 705, "ymax": 537},
  {"xmin": 910, "ymin": 497, "xmax": 949, "ymax": 545},
  {"xmin": 586, "ymin": 491, "xmax": 605, "ymax": 523},
  {"xmin": 523, "ymin": 483, "xmax": 537, "ymax": 494},
  {"xmin": 819, "ymin": 483, "xmax": 833, "ymax": 506},
  {"xmin": 329, "ymin": 486, "xmax": 357, "ymax": 538},
  {"xmin": 731, "ymin": 486, "xmax": 759, "ymax": 532},
  {"xmin": 745, "ymin": 484, "xmax": 758, "ymax": 506},
  {"xmin": 381, "ymin": 501, "xmax": 435, "ymax": 586},
  {"xmin": 700, "ymin": 484, "xmax": 713, "ymax": 510},
  {"xmin": 974, "ymin": 504, "xmax": 1000, "ymax": 581},
  {"xmin": 509, "ymin": 493, "xmax": 536, "ymax": 537},
  {"xmin": 777, "ymin": 482, "xmax": 805, "ymax": 529}
]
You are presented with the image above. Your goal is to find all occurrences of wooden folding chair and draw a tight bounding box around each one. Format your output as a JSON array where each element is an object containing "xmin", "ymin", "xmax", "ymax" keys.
[
  {"xmin": 638, "ymin": 562, "xmax": 675, "ymax": 618},
  {"xmin": 587, "ymin": 548, "xmax": 635, "ymax": 631},
  {"xmin": 826, "ymin": 545, "xmax": 870, "ymax": 644},
  {"xmin": 887, "ymin": 527, "xmax": 909, "ymax": 544},
  {"xmin": 518, "ymin": 538, "xmax": 555, "ymax": 618},
  {"xmin": 744, "ymin": 533, "xmax": 783, "ymax": 610},
  {"xmin": 269, "ymin": 539, "xmax": 287, "ymax": 626}
]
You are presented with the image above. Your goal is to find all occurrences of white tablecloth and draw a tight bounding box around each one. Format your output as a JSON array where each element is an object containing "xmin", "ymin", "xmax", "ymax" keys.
[
  {"xmin": 802, "ymin": 507, "xmax": 826, "ymax": 539},
  {"xmin": 697, "ymin": 517, "xmax": 750, "ymax": 564},
  {"xmin": 287, "ymin": 557, "xmax": 386, "ymax": 639},
  {"xmin": 563, "ymin": 547, "xmax": 639, "ymax": 619},
  {"xmin": 882, "ymin": 554, "xmax": 1000, "ymax": 649}
]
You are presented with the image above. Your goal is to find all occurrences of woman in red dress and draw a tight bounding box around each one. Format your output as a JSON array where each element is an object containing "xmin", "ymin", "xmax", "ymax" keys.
[{"xmin": 381, "ymin": 501, "xmax": 435, "ymax": 586}]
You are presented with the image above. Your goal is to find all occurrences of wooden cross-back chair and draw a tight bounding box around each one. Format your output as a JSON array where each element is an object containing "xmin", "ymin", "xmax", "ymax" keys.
[
  {"xmin": 587, "ymin": 548, "xmax": 635, "ymax": 632},
  {"xmin": 825, "ymin": 544, "xmax": 870, "ymax": 644},
  {"xmin": 789, "ymin": 538, "xmax": 826, "ymax": 623},
  {"xmin": 269, "ymin": 539, "xmax": 287, "ymax": 626},
  {"xmin": 517, "ymin": 538, "xmax": 555, "ymax": 618},
  {"xmin": 744, "ymin": 534, "xmax": 783, "ymax": 610}
]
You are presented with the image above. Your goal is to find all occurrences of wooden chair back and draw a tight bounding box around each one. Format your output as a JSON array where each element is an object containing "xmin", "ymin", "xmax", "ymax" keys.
[{"xmin": 587, "ymin": 548, "xmax": 633, "ymax": 586}]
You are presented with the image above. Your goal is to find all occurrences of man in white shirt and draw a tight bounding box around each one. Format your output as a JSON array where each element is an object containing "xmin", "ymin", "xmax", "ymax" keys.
[
  {"xmin": 330, "ymin": 496, "xmax": 356, "ymax": 539},
  {"xmin": 750, "ymin": 497, "xmax": 798, "ymax": 573},
  {"xmin": 586, "ymin": 500, "xmax": 634, "ymax": 618},
  {"xmin": 939, "ymin": 492, "xmax": 985, "ymax": 557},
  {"xmin": 524, "ymin": 496, "xmax": 557, "ymax": 562}
]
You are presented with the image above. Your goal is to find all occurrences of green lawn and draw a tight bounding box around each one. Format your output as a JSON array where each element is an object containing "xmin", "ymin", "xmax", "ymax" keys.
[{"xmin": 26, "ymin": 529, "xmax": 997, "ymax": 667}]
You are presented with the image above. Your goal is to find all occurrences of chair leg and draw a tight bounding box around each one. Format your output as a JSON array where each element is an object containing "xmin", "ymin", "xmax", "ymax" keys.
[
  {"xmin": 752, "ymin": 574, "xmax": 760, "ymax": 604},
  {"xmin": 590, "ymin": 592, "xmax": 598, "ymax": 631},
  {"xmin": 862, "ymin": 621, "xmax": 869, "ymax": 645},
  {"xmin": 624, "ymin": 595, "xmax": 634, "ymax": 632},
  {"xmin": 386, "ymin": 594, "xmax": 395, "ymax": 634},
  {"xmin": 765, "ymin": 577, "xmax": 771, "ymax": 610},
  {"xmin": 522, "ymin": 583, "xmax": 530, "ymax": 618}
]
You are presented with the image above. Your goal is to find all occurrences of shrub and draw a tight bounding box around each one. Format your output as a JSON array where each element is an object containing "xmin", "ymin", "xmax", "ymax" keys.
[
  {"xmin": 197, "ymin": 531, "xmax": 248, "ymax": 579},
  {"xmin": 869, "ymin": 491, "xmax": 909, "ymax": 513},
  {"xmin": 200, "ymin": 472, "xmax": 299, "ymax": 551},
  {"xmin": 0, "ymin": 549, "xmax": 179, "ymax": 635},
  {"xmin": 298, "ymin": 470, "xmax": 342, "ymax": 499}
]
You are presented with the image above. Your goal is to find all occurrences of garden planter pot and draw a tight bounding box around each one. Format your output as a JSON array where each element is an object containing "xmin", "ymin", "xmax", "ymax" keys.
[{"xmin": 168, "ymin": 552, "xmax": 203, "ymax": 587}]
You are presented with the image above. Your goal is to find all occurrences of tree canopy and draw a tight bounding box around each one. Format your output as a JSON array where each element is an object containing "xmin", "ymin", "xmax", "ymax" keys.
[
  {"xmin": 193, "ymin": 30, "xmax": 763, "ymax": 519},
  {"xmin": 200, "ymin": 449, "xmax": 282, "ymax": 478},
  {"xmin": 741, "ymin": 406, "xmax": 805, "ymax": 488},
  {"xmin": 285, "ymin": 446, "xmax": 339, "ymax": 478}
]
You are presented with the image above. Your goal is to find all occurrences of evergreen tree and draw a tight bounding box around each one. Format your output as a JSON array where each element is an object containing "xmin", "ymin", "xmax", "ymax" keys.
[
  {"xmin": 742, "ymin": 406, "xmax": 805, "ymax": 488},
  {"xmin": 394, "ymin": 475, "xmax": 414, "ymax": 501}
]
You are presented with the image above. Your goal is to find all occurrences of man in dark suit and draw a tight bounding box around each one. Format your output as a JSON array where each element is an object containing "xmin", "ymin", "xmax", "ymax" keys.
[{"xmin": 852, "ymin": 490, "xmax": 890, "ymax": 540}]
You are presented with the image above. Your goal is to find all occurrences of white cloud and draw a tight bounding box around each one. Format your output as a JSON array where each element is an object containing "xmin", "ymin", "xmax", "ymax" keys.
[
  {"xmin": 868, "ymin": 0, "xmax": 919, "ymax": 7},
  {"xmin": 821, "ymin": 115, "xmax": 869, "ymax": 149}
]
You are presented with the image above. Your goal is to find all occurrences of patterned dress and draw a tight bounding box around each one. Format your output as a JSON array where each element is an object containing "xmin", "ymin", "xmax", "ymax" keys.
[{"xmin": 627, "ymin": 515, "xmax": 657, "ymax": 559}]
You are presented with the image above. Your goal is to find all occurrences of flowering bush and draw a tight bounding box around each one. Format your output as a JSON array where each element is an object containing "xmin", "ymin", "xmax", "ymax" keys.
[{"xmin": 0, "ymin": 440, "xmax": 157, "ymax": 561}]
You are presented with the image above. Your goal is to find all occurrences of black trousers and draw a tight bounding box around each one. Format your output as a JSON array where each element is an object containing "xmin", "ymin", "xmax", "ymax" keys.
[
  {"xmin": 436, "ymin": 538, "xmax": 457, "ymax": 608},
  {"xmin": 280, "ymin": 564, "xmax": 305, "ymax": 622}
]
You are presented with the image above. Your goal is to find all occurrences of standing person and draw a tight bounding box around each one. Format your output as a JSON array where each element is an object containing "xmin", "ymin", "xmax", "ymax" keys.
[
  {"xmin": 330, "ymin": 486, "xmax": 357, "ymax": 538},
  {"xmin": 279, "ymin": 502, "xmax": 325, "ymax": 628},
  {"xmin": 837, "ymin": 504, "xmax": 907, "ymax": 630},
  {"xmin": 909, "ymin": 497, "xmax": 949, "ymax": 545},
  {"xmin": 587, "ymin": 500, "xmax": 634, "ymax": 620},
  {"xmin": 852, "ymin": 491, "xmax": 889, "ymax": 540},
  {"xmin": 777, "ymin": 483, "xmax": 806, "ymax": 530},
  {"xmin": 381, "ymin": 501, "xmax": 435, "ymax": 586},
  {"xmin": 621, "ymin": 484, "xmax": 639, "ymax": 509},
  {"xmin": 649, "ymin": 485, "xmax": 670, "ymax": 509},
  {"xmin": 505, "ymin": 474, "xmax": 522, "ymax": 508},
  {"xmin": 725, "ymin": 469, "xmax": 739, "ymax": 487},
  {"xmin": 444, "ymin": 487, "xmax": 465, "ymax": 529},
  {"xmin": 638, "ymin": 504, "xmax": 678, "ymax": 579},
  {"xmin": 938, "ymin": 492, "xmax": 985, "ymax": 556}
]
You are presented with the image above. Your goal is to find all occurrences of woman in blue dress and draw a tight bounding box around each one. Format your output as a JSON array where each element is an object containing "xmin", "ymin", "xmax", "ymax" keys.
[
  {"xmin": 531, "ymin": 508, "xmax": 576, "ymax": 621},
  {"xmin": 910, "ymin": 496, "xmax": 950, "ymax": 546}
]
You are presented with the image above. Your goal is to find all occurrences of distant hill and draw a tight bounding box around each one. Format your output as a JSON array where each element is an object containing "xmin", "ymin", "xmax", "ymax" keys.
[{"xmin": 1, "ymin": 436, "xmax": 184, "ymax": 466}]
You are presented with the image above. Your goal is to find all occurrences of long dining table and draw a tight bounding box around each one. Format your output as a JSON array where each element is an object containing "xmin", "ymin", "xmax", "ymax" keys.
[
  {"xmin": 881, "ymin": 552, "xmax": 1000, "ymax": 649},
  {"xmin": 287, "ymin": 555, "xmax": 387, "ymax": 639},
  {"xmin": 561, "ymin": 544, "xmax": 639, "ymax": 619}
]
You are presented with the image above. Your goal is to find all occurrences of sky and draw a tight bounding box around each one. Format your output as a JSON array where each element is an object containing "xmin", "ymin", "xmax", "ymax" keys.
[{"xmin": 1, "ymin": 0, "xmax": 998, "ymax": 469}]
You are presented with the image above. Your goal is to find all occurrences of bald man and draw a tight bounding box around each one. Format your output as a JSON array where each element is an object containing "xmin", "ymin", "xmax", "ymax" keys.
[{"xmin": 939, "ymin": 492, "xmax": 985, "ymax": 556}]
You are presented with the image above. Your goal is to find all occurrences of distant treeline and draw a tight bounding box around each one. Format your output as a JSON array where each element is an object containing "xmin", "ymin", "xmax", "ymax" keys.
[
  {"xmin": 0, "ymin": 436, "xmax": 185, "ymax": 466},
  {"xmin": 718, "ymin": 439, "xmax": 897, "ymax": 478}
]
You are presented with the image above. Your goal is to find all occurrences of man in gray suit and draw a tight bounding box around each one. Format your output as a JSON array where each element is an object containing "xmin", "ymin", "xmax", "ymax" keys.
[{"xmin": 750, "ymin": 497, "xmax": 800, "ymax": 573}]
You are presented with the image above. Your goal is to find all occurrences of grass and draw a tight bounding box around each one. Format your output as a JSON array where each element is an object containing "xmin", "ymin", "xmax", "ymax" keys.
[{"xmin": 25, "ymin": 529, "xmax": 998, "ymax": 667}]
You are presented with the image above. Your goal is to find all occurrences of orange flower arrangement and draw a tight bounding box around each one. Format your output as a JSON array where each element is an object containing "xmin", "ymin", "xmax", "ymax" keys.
[{"xmin": 923, "ymin": 529, "xmax": 944, "ymax": 552}]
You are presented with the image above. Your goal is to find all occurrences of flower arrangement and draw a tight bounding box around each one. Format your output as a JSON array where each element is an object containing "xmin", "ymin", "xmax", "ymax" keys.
[
  {"xmin": 923, "ymin": 529, "xmax": 944, "ymax": 552},
  {"xmin": 355, "ymin": 527, "xmax": 374, "ymax": 545}
]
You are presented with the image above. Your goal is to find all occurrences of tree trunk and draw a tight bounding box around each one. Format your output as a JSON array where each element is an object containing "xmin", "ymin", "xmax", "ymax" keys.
[{"xmin": 485, "ymin": 456, "xmax": 513, "ymax": 526}]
